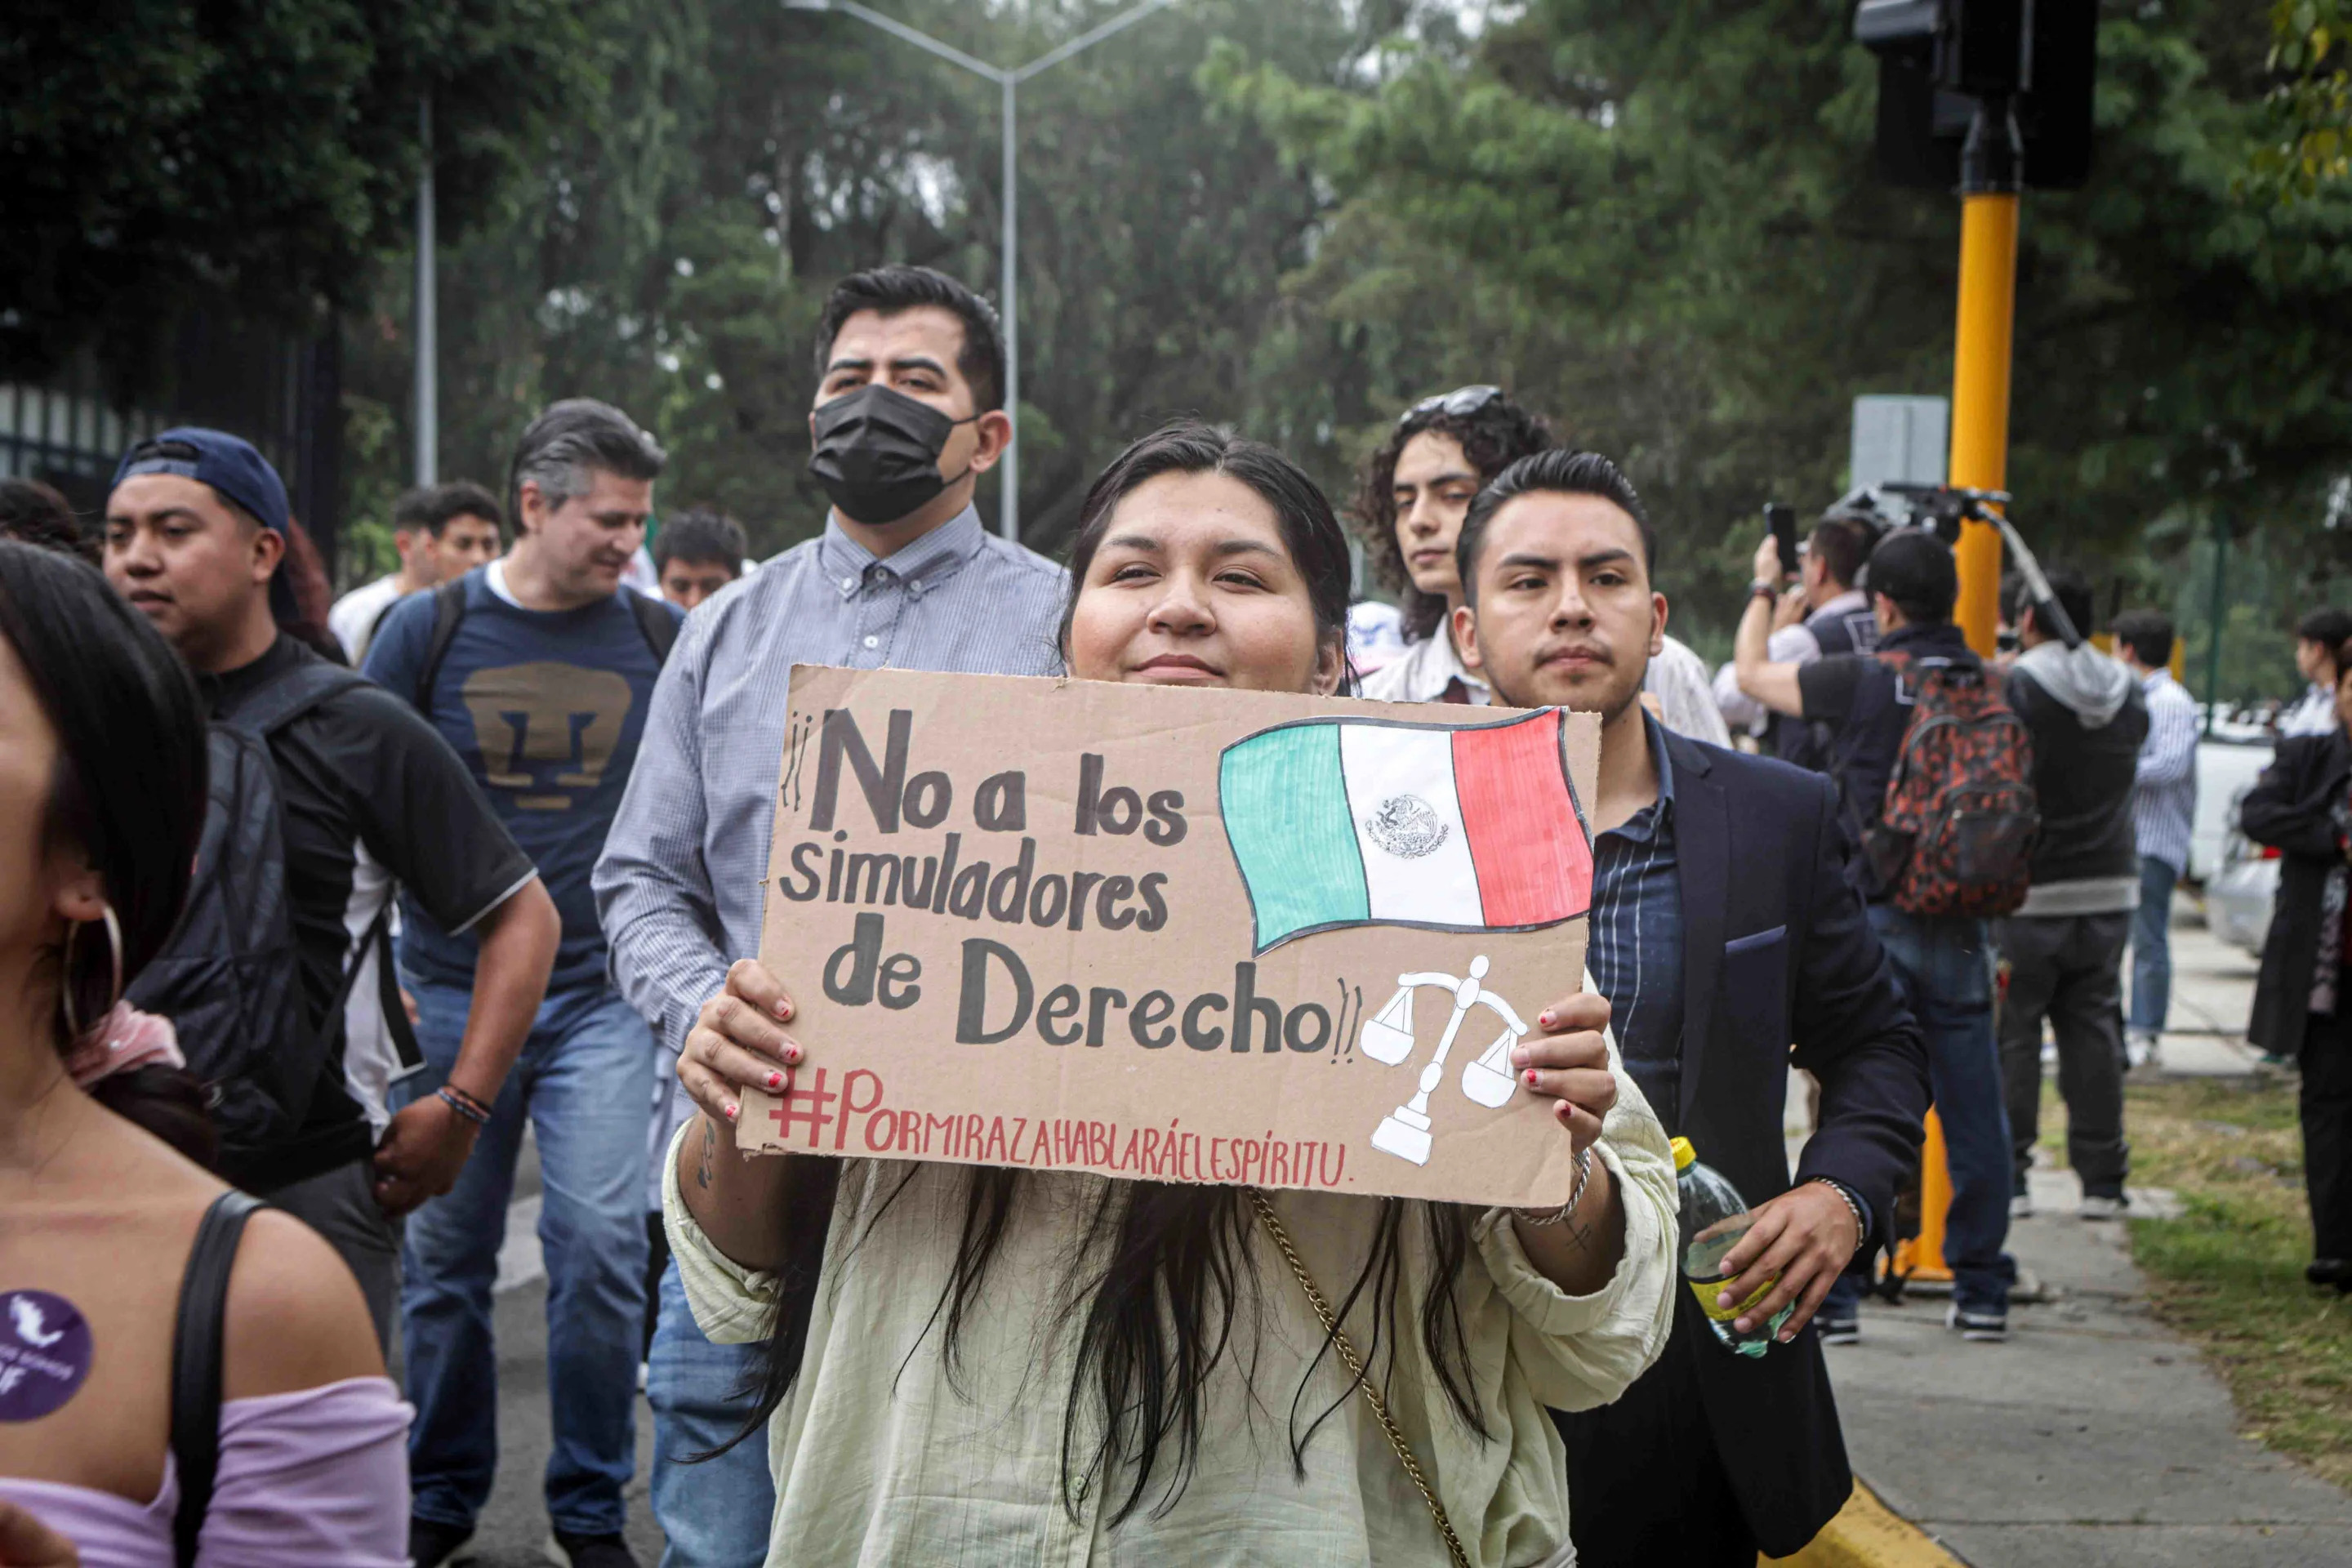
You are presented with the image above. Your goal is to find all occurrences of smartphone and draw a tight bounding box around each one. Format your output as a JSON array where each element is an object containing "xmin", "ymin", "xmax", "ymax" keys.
[{"xmin": 1765, "ymin": 503, "xmax": 1800, "ymax": 578}]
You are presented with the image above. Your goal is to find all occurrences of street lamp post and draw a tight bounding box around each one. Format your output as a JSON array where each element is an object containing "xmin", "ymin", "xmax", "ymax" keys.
[
  {"xmin": 785, "ymin": 0, "xmax": 1180, "ymax": 543},
  {"xmin": 415, "ymin": 93, "xmax": 438, "ymax": 488}
]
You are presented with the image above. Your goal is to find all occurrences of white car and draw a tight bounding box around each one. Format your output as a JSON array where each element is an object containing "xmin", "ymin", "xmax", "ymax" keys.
[
  {"xmin": 2198, "ymin": 724, "xmax": 2279, "ymax": 956},
  {"xmin": 2206, "ymin": 825, "xmax": 2278, "ymax": 956},
  {"xmin": 2189, "ymin": 733, "xmax": 2274, "ymax": 884}
]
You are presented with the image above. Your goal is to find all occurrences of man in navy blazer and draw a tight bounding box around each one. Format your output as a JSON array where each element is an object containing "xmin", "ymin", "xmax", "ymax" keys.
[{"xmin": 1453, "ymin": 450, "xmax": 1931, "ymax": 1564}]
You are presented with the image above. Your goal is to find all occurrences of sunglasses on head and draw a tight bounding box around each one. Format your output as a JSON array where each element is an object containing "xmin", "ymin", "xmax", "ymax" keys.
[{"xmin": 1398, "ymin": 385, "xmax": 1505, "ymax": 426}]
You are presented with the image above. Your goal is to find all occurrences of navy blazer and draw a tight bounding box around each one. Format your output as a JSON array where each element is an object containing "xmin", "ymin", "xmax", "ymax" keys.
[{"xmin": 1564, "ymin": 728, "xmax": 1930, "ymax": 1557}]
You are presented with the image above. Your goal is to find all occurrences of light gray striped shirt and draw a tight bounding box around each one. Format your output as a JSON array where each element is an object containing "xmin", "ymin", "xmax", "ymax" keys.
[
  {"xmin": 594, "ymin": 504, "xmax": 1067, "ymax": 1069},
  {"xmin": 2132, "ymin": 666, "xmax": 2199, "ymax": 875}
]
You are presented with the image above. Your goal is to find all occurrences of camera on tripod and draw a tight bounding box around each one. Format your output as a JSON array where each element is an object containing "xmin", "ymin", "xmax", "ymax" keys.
[{"xmin": 1768, "ymin": 481, "xmax": 2082, "ymax": 649}]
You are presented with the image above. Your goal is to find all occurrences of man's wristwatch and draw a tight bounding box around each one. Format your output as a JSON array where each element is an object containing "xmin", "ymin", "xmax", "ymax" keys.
[{"xmin": 1748, "ymin": 579, "xmax": 1782, "ymax": 602}]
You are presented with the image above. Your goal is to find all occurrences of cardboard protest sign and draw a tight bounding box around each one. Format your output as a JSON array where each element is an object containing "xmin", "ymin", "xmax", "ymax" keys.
[{"xmin": 742, "ymin": 666, "xmax": 1601, "ymax": 1208}]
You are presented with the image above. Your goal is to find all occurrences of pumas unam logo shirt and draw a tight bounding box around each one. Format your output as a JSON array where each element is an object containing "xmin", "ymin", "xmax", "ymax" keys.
[{"xmin": 366, "ymin": 566, "xmax": 681, "ymax": 991}]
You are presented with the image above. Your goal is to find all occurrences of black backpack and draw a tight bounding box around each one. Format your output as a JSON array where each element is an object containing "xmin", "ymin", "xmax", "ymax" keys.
[
  {"xmin": 408, "ymin": 577, "xmax": 679, "ymax": 710},
  {"xmin": 127, "ymin": 660, "xmax": 409, "ymax": 1184}
]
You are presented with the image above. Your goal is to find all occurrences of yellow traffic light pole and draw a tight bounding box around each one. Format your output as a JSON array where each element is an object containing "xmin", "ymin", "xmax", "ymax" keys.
[
  {"xmin": 1896, "ymin": 103, "xmax": 2021, "ymax": 1287},
  {"xmin": 1949, "ymin": 189, "xmax": 2017, "ymax": 647}
]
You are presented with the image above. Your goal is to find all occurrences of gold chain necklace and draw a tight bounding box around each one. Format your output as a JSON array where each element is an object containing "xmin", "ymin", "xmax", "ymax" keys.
[{"xmin": 1245, "ymin": 1187, "xmax": 1472, "ymax": 1568}]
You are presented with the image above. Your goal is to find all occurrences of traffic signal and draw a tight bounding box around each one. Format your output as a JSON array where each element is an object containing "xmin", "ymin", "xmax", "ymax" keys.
[{"xmin": 1855, "ymin": 0, "xmax": 2097, "ymax": 191}]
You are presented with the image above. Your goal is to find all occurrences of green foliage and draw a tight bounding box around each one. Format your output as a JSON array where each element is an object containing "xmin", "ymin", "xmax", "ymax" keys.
[
  {"xmin": 1214, "ymin": 0, "xmax": 2352, "ymax": 641},
  {"xmin": 2249, "ymin": 0, "xmax": 2352, "ymax": 200},
  {"xmin": 304, "ymin": 0, "xmax": 2352, "ymax": 679},
  {"xmin": 344, "ymin": 0, "xmax": 1399, "ymax": 559},
  {"xmin": 0, "ymin": 0, "xmax": 608, "ymax": 395}
]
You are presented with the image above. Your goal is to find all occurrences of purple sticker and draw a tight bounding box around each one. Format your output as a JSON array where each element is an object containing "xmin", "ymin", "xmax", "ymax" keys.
[{"xmin": 0, "ymin": 1290, "xmax": 93, "ymax": 1421}]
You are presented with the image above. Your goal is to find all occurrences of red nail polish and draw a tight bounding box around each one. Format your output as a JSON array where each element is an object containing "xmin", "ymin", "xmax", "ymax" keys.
[
  {"xmin": 1525, "ymin": 1069, "xmax": 1539, "ymax": 1086},
  {"xmin": 766, "ymin": 1071, "xmax": 783, "ymax": 1090},
  {"xmin": 724, "ymin": 1102, "xmax": 739, "ymax": 1121},
  {"xmin": 776, "ymin": 1001, "xmax": 793, "ymax": 1020},
  {"xmin": 786, "ymin": 1045, "xmax": 802, "ymax": 1064},
  {"xmin": 1539, "ymin": 1010, "xmax": 1554, "ymax": 1028}
]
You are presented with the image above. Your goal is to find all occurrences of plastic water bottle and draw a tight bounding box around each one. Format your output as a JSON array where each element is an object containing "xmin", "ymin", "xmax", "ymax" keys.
[{"xmin": 1673, "ymin": 1136, "xmax": 1790, "ymax": 1357}]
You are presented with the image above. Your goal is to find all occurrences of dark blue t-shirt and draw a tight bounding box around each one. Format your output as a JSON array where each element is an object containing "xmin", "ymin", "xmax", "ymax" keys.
[{"xmin": 365, "ymin": 569, "xmax": 680, "ymax": 991}]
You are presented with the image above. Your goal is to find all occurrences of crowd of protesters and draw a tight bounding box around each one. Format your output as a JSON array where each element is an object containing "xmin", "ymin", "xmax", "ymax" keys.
[{"xmin": 0, "ymin": 260, "xmax": 2342, "ymax": 1568}]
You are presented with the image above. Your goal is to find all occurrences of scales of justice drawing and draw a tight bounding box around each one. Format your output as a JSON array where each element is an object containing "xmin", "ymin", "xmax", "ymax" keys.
[
  {"xmin": 1218, "ymin": 706, "xmax": 1597, "ymax": 1167},
  {"xmin": 1357, "ymin": 956, "xmax": 1528, "ymax": 1165}
]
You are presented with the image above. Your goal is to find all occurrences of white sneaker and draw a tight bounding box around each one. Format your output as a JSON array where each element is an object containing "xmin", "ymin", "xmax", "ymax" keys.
[
  {"xmin": 2078, "ymin": 1194, "xmax": 2126, "ymax": 1221},
  {"xmin": 2010, "ymin": 1193, "xmax": 2035, "ymax": 1219},
  {"xmin": 2126, "ymin": 1032, "xmax": 2162, "ymax": 1070}
]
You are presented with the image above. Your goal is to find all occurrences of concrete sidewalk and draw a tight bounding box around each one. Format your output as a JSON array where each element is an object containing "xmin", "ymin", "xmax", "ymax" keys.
[
  {"xmin": 1816, "ymin": 898, "xmax": 2348, "ymax": 1566},
  {"xmin": 2139, "ymin": 896, "xmax": 2270, "ymax": 1079},
  {"xmin": 1825, "ymin": 1163, "xmax": 2349, "ymax": 1566}
]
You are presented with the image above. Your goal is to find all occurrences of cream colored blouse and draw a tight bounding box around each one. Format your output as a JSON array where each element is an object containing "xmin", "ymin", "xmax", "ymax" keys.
[{"xmin": 664, "ymin": 1061, "xmax": 1676, "ymax": 1568}]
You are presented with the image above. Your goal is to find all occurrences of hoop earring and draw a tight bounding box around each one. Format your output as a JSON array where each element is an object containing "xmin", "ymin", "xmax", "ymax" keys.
[{"xmin": 60, "ymin": 902, "xmax": 125, "ymax": 1040}]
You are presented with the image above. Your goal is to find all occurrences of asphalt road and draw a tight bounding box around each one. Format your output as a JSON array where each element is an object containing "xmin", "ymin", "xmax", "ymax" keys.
[
  {"xmin": 407, "ymin": 1137, "xmax": 671, "ymax": 1567},
  {"xmin": 462, "ymin": 1274, "xmax": 666, "ymax": 1566}
]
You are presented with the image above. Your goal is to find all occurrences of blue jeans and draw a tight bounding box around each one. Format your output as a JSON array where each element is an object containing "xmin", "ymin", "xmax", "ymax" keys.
[
  {"xmin": 398, "ymin": 976, "xmax": 654, "ymax": 1536},
  {"xmin": 648, "ymin": 1258, "xmax": 776, "ymax": 1567},
  {"xmin": 2129, "ymin": 855, "xmax": 2178, "ymax": 1036},
  {"xmin": 1827, "ymin": 906, "xmax": 2016, "ymax": 1317}
]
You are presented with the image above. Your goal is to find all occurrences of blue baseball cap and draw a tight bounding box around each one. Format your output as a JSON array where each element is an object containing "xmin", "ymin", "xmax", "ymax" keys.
[{"xmin": 111, "ymin": 427, "xmax": 291, "ymax": 536}]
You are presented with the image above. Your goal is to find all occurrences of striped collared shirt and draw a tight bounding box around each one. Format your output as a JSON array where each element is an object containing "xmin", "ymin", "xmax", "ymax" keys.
[
  {"xmin": 594, "ymin": 505, "xmax": 1068, "ymax": 1063},
  {"xmin": 2132, "ymin": 666, "xmax": 2199, "ymax": 875},
  {"xmin": 1588, "ymin": 713, "xmax": 1685, "ymax": 1124}
]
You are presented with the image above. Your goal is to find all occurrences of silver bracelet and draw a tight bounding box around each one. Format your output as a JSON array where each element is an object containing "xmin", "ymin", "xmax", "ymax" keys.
[
  {"xmin": 1517, "ymin": 1147, "xmax": 1594, "ymax": 1228},
  {"xmin": 1810, "ymin": 1177, "xmax": 1867, "ymax": 1254}
]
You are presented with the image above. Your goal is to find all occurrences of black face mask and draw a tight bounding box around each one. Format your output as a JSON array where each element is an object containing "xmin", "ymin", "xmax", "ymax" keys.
[{"xmin": 808, "ymin": 383, "xmax": 977, "ymax": 525}]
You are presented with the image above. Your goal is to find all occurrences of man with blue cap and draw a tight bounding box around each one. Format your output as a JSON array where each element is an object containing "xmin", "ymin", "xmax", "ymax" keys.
[{"xmin": 104, "ymin": 427, "xmax": 561, "ymax": 1351}]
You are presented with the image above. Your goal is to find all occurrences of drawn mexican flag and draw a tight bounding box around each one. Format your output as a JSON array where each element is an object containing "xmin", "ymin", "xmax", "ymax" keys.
[{"xmin": 1218, "ymin": 707, "xmax": 1594, "ymax": 952}]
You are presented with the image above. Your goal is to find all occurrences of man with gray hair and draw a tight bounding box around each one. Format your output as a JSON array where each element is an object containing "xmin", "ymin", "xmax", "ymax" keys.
[{"xmin": 366, "ymin": 398, "xmax": 681, "ymax": 1568}]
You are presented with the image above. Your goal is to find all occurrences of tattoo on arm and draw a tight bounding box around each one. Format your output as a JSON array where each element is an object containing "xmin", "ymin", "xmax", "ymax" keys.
[{"xmin": 697, "ymin": 1120, "xmax": 715, "ymax": 1190}]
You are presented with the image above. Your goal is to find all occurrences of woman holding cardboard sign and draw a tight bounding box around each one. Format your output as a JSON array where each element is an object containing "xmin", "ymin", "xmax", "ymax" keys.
[{"xmin": 666, "ymin": 422, "xmax": 1677, "ymax": 1568}]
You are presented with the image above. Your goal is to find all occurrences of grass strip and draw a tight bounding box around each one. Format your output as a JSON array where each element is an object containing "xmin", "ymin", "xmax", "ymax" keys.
[{"xmin": 2056, "ymin": 1077, "xmax": 2352, "ymax": 1490}]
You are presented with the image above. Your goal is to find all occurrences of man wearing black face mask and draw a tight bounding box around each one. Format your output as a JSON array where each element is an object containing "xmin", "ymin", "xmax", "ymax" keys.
[
  {"xmin": 594, "ymin": 263, "xmax": 1066, "ymax": 1566},
  {"xmin": 802, "ymin": 272, "xmax": 1011, "ymax": 543}
]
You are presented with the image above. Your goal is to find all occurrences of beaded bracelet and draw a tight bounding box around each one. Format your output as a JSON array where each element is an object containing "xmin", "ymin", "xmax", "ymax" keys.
[
  {"xmin": 437, "ymin": 1085, "xmax": 491, "ymax": 1127},
  {"xmin": 1515, "ymin": 1147, "xmax": 1594, "ymax": 1228}
]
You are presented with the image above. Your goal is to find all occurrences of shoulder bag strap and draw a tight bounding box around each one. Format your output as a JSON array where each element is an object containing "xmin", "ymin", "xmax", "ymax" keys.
[
  {"xmin": 1245, "ymin": 1188, "xmax": 1472, "ymax": 1568},
  {"xmin": 170, "ymin": 1189, "xmax": 265, "ymax": 1568}
]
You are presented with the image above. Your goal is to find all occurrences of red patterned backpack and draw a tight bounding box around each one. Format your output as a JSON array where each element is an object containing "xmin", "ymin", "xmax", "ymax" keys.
[{"xmin": 1863, "ymin": 650, "xmax": 2038, "ymax": 917}]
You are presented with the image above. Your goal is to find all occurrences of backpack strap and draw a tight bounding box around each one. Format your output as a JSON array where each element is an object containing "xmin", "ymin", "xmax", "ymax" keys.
[
  {"xmin": 412, "ymin": 578, "xmax": 472, "ymax": 712},
  {"xmin": 219, "ymin": 657, "xmax": 369, "ymax": 742},
  {"xmin": 627, "ymin": 588, "xmax": 679, "ymax": 667},
  {"xmin": 412, "ymin": 582, "xmax": 669, "ymax": 710},
  {"xmin": 170, "ymin": 1190, "xmax": 265, "ymax": 1568},
  {"xmin": 322, "ymin": 900, "xmax": 399, "ymax": 1058},
  {"xmin": 372, "ymin": 906, "xmax": 426, "ymax": 1080}
]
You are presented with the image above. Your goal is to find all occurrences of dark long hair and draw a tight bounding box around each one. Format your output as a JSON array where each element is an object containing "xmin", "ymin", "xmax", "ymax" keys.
[
  {"xmin": 723, "ymin": 425, "xmax": 1490, "ymax": 1522},
  {"xmin": 0, "ymin": 541, "xmax": 215, "ymax": 1163},
  {"xmin": 1352, "ymin": 395, "xmax": 1556, "ymax": 642},
  {"xmin": 273, "ymin": 516, "xmax": 343, "ymax": 662}
]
